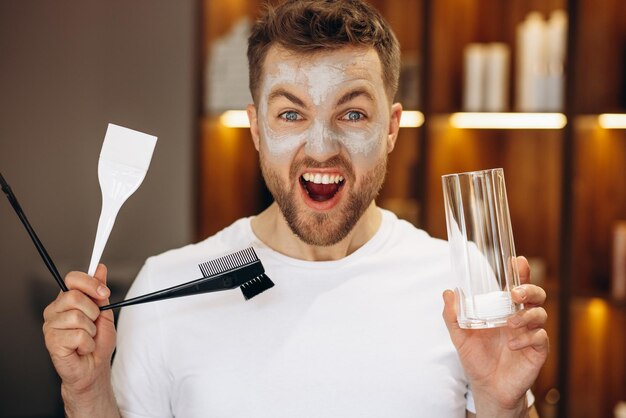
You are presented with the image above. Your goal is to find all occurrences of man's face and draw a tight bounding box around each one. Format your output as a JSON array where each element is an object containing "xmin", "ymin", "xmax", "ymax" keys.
[{"xmin": 249, "ymin": 46, "xmax": 398, "ymax": 246}]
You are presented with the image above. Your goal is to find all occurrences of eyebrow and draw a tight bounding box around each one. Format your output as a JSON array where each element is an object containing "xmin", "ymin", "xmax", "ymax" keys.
[
  {"xmin": 336, "ymin": 88, "xmax": 375, "ymax": 106},
  {"xmin": 268, "ymin": 88, "xmax": 308, "ymax": 109}
]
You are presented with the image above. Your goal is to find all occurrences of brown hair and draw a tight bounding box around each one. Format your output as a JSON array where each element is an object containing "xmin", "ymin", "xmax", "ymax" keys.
[{"xmin": 247, "ymin": 0, "xmax": 401, "ymax": 103}]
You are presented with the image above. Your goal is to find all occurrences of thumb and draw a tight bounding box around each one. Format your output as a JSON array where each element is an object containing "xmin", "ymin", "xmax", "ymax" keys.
[
  {"xmin": 93, "ymin": 263, "xmax": 108, "ymax": 286},
  {"xmin": 93, "ymin": 263, "xmax": 111, "ymax": 308},
  {"xmin": 93, "ymin": 264, "xmax": 115, "ymax": 354},
  {"xmin": 442, "ymin": 289, "xmax": 462, "ymax": 340}
]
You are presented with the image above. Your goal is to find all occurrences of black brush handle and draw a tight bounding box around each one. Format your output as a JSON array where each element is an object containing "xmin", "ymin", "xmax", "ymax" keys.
[
  {"xmin": 0, "ymin": 172, "xmax": 68, "ymax": 291},
  {"xmin": 99, "ymin": 273, "xmax": 243, "ymax": 310},
  {"xmin": 99, "ymin": 261, "xmax": 267, "ymax": 310}
]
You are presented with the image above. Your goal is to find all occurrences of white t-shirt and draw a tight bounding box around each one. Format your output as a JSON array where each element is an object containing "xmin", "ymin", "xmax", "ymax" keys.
[{"xmin": 111, "ymin": 209, "xmax": 474, "ymax": 417}]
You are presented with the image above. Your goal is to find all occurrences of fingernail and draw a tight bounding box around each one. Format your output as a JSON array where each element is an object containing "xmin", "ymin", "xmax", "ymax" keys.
[
  {"xmin": 514, "ymin": 287, "xmax": 527, "ymax": 300},
  {"xmin": 509, "ymin": 316, "xmax": 521, "ymax": 327},
  {"xmin": 97, "ymin": 286, "xmax": 109, "ymax": 297}
]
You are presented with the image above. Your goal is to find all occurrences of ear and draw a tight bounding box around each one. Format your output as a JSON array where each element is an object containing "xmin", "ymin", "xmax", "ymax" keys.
[
  {"xmin": 386, "ymin": 102, "xmax": 403, "ymax": 154},
  {"xmin": 247, "ymin": 104, "xmax": 260, "ymax": 152}
]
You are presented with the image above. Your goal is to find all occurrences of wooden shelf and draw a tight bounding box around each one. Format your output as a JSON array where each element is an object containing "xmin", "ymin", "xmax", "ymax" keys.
[{"xmin": 429, "ymin": 112, "xmax": 567, "ymax": 130}]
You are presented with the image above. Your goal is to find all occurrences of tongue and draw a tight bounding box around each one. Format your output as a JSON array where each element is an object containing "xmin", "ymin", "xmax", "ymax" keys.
[{"xmin": 305, "ymin": 182, "xmax": 340, "ymax": 202}]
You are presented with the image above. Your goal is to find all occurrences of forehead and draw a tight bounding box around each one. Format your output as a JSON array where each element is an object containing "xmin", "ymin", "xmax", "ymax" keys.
[{"xmin": 260, "ymin": 45, "xmax": 384, "ymax": 94}]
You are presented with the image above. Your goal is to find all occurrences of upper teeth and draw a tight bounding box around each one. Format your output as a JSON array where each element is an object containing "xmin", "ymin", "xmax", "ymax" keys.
[{"xmin": 302, "ymin": 173, "xmax": 344, "ymax": 185}]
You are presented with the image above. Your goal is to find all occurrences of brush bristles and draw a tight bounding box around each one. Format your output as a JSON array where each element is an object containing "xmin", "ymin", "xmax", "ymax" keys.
[
  {"xmin": 100, "ymin": 124, "xmax": 157, "ymax": 170},
  {"xmin": 240, "ymin": 274, "xmax": 274, "ymax": 300}
]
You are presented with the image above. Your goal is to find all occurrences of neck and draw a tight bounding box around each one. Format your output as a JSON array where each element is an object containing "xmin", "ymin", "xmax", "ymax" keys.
[{"xmin": 251, "ymin": 202, "xmax": 382, "ymax": 261}]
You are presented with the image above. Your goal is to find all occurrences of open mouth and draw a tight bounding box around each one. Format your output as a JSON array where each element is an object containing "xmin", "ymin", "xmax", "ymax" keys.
[{"xmin": 299, "ymin": 172, "xmax": 345, "ymax": 202}]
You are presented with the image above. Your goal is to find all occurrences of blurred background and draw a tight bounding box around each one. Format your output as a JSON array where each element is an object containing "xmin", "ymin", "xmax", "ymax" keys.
[
  {"xmin": 0, "ymin": 0, "xmax": 625, "ymax": 417},
  {"xmin": 0, "ymin": 1, "xmax": 197, "ymax": 416}
]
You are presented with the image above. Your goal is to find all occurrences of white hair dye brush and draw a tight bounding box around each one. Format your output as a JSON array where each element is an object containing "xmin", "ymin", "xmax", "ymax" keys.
[{"xmin": 87, "ymin": 123, "xmax": 157, "ymax": 276}]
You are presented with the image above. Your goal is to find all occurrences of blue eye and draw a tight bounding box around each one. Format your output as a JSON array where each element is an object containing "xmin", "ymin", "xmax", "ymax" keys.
[
  {"xmin": 343, "ymin": 111, "xmax": 365, "ymax": 122},
  {"xmin": 280, "ymin": 111, "xmax": 301, "ymax": 122}
]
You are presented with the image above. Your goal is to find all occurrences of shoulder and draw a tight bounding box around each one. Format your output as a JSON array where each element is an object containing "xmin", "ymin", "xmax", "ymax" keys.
[
  {"xmin": 380, "ymin": 208, "xmax": 449, "ymax": 256},
  {"xmin": 140, "ymin": 217, "xmax": 257, "ymax": 288},
  {"xmin": 375, "ymin": 208, "xmax": 454, "ymax": 286}
]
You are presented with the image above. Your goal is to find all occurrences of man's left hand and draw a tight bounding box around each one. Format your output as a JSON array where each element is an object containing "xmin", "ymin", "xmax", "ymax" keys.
[{"xmin": 443, "ymin": 256, "xmax": 549, "ymax": 417}]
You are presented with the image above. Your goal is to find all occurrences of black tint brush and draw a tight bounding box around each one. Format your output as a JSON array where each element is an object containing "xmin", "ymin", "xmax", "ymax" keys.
[
  {"xmin": 1, "ymin": 171, "xmax": 274, "ymax": 307},
  {"xmin": 99, "ymin": 247, "xmax": 274, "ymax": 310},
  {"xmin": 0, "ymin": 171, "xmax": 69, "ymax": 291}
]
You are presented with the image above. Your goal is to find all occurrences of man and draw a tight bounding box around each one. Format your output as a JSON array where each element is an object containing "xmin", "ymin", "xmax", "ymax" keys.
[{"xmin": 43, "ymin": 0, "xmax": 548, "ymax": 416}]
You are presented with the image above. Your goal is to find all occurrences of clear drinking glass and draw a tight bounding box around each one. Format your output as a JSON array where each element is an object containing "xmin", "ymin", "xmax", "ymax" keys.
[{"xmin": 442, "ymin": 168, "xmax": 522, "ymax": 329}]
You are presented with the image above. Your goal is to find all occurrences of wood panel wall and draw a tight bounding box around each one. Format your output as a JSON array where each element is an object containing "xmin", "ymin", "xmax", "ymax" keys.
[
  {"xmin": 569, "ymin": 298, "xmax": 626, "ymax": 418},
  {"xmin": 570, "ymin": 126, "xmax": 626, "ymax": 293},
  {"xmin": 573, "ymin": 0, "xmax": 626, "ymax": 113}
]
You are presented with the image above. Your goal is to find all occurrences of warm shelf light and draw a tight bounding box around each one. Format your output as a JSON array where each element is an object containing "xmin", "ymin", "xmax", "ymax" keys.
[
  {"xmin": 598, "ymin": 113, "xmax": 626, "ymax": 129},
  {"xmin": 449, "ymin": 112, "xmax": 567, "ymax": 129},
  {"xmin": 220, "ymin": 110, "xmax": 250, "ymax": 128},
  {"xmin": 220, "ymin": 110, "xmax": 424, "ymax": 129},
  {"xmin": 399, "ymin": 111, "xmax": 424, "ymax": 128}
]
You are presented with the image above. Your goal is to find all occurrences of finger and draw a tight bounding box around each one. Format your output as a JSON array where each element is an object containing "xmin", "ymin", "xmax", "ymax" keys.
[
  {"xmin": 517, "ymin": 256, "xmax": 531, "ymax": 285},
  {"xmin": 508, "ymin": 328, "xmax": 549, "ymax": 354},
  {"xmin": 507, "ymin": 307, "xmax": 548, "ymax": 330},
  {"xmin": 59, "ymin": 329, "xmax": 96, "ymax": 356},
  {"xmin": 45, "ymin": 290, "xmax": 101, "ymax": 322},
  {"xmin": 64, "ymin": 270, "xmax": 111, "ymax": 302},
  {"xmin": 93, "ymin": 263, "xmax": 108, "ymax": 287},
  {"xmin": 92, "ymin": 264, "xmax": 115, "ymax": 336},
  {"xmin": 43, "ymin": 309, "xmax": 98, "ymax": 337},
  {"xmin": 92, "ymin": 264, "xmax": 112, "ymax": 309},
  {"xmin": 46, "ymin": 328, "xmax": 96, "ymax": 358},
  {"xmin": 511, "ymin": 284, "xmax": 546, "ymax": 306}
]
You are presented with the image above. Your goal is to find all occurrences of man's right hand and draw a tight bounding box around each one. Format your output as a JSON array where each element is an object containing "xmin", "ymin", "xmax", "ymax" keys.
[{"xmin": 43, "ymin": 264, "xmax": 119, "ymax": 416}]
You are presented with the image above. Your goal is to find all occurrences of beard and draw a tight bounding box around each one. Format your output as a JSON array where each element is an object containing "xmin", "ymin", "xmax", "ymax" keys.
[{"xmin": 260, "ymin": 152, "xmax": 388, "ymax": 246}]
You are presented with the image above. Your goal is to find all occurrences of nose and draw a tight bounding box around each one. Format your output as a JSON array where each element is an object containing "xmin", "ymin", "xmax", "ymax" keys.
[{"xmin": 303, "ymin": 120, "xmax": 341, "ymax": 162}]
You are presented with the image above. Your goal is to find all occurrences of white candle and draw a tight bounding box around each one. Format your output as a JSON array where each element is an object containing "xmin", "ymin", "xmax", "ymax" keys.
[
  {"xmin": 463, "ymin": 43, "xmax": 487, "ymax": 112},
  {"xmin": 516, "ymin": 12, "xmax": 548, "ymax": 111},
  {"xmin": 545, "ymin": 10, "xmax": 567, "ymax": 111},
  {"xmin": 485, "ymin": 43, "xmax": 510, "ymax": 112}
]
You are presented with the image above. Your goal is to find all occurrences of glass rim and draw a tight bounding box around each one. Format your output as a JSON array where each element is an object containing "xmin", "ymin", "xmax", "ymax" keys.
[{"xmin": 441, "ymin": 167, "xmax": 504, "ymax": 179}]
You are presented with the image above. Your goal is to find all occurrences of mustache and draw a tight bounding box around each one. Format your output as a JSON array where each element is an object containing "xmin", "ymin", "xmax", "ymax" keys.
[{"xmin": 290, "ymin": 155, "xmax": 355, "ymax": 180}]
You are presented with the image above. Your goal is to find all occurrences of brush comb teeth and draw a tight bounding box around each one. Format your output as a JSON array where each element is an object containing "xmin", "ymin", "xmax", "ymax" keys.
[{"xmin": 197, "ymin": 247, "xmax": 259, "ymax": 277}]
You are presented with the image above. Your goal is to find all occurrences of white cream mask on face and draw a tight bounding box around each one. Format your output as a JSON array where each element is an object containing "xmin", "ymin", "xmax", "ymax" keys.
[{"xmin": 257, "ymin": 48, "xmax": 389, "ymax": 167}]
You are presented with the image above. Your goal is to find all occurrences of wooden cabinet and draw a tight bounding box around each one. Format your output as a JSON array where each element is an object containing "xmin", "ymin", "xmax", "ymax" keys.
[{"xmin": 198, "ymin": 1, "xmax": 626, "ymax": 417}]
